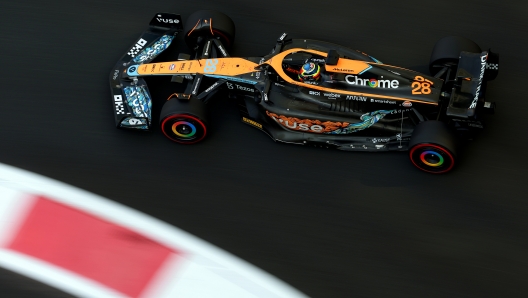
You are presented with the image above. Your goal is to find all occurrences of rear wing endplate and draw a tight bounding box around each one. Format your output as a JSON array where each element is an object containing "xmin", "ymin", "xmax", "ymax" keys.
[{"xmin": 446, "ymin": 50, "xmax": 499, "ymax": 118}]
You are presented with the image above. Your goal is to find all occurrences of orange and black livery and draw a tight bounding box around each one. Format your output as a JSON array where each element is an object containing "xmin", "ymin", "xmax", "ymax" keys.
[{"xmin": 109, "ymin": 11, "xmax": 498, "ymax": 173}]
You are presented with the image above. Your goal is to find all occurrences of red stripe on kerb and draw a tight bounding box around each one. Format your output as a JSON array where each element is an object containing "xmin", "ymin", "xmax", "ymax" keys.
[{"xmin": 6, "ymin": 196, "xmax": 180, "ymax": 297}]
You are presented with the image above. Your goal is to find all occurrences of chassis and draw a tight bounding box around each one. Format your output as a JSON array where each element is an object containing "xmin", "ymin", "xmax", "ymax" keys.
[{"xmin": 109, "ymin": 11, "xmax": 498, "ymax": 173}]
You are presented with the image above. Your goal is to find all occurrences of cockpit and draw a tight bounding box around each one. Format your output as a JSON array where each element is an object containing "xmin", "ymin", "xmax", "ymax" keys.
[{"xmin": 281, "ymin": 51, "xmax": 332, "ymax": 85}]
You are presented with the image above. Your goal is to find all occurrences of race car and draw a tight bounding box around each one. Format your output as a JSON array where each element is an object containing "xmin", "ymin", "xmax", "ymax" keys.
[{"xmin": 109, "ymin": 10, "xmax": 498, "ymax": 173}]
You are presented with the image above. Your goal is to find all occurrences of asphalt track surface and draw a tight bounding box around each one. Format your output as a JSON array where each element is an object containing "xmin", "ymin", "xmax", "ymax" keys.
[{"xmin": 1, "ymin": 0, "xmax": 527, "ymax": 297}]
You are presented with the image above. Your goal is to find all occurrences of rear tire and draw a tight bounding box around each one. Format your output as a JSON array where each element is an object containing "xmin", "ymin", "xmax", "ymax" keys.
[
  {"xmin": 159, "ymin": 98, "xmax": 208, "ymax": 144},
  {"xmin": 429, "ymin": 36, "xmax": 481, "ymax": 75},
  {"xmin": 409, "ymin": 121, "xmax": 457, "ymax": 174},
  {"xmin": 184, "ymin": 10, "xmax": 235, "ymax": 51}
]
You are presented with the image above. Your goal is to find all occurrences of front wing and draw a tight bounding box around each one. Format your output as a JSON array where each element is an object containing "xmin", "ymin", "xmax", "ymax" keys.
[{"xmin": 109, "ymin": 13, "xmax": 183, "ymax": 130}]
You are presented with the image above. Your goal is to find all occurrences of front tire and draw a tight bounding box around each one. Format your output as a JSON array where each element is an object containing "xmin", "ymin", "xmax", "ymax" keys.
[
  {"xmin": 159, "ymin": 98, "xmax": 208, "ymax": 144},
  {"xmin": 184, "ymin": 10, "xmax": 235, "ymax": 51},
  {"xmin": 409, "ymin": 121, "xmax": 457, "ymax": 174}
]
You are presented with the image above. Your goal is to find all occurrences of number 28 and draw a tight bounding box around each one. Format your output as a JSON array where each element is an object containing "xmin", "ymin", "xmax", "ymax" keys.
[{"xmin": 411, "ymin": 76, "xmax": 433, "ymax": 94}]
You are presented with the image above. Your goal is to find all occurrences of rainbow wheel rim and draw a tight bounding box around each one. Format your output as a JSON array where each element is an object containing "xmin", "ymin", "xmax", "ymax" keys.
[
  {"xmin": 420, "ymin": 151, "xmax": 444, "ymax": 167},
  {"xmin": 161, "ymin": 114, "xmax": 207, "ymax": 144},
  {"xmin": 172, "ymin": 121, "xmax": 196, "ymax": 138},
  {"xmin": 410, "ymin": 144, "xmax": 455, "ymax": 174}
]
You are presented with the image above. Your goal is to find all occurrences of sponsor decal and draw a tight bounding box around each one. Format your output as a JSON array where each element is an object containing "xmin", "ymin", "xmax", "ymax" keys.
[
  {"xmin": 217, "ymin": 45, "xmax": 228, "ymax": 57},
  {"xmin": 203, "ymin": 59, "xmax": 218, "ymax": 73},
  {"xmin": 331, "ymin": 67, "xmax": 354, "ymax": 73},
  {"xmin": 204, "ymin": 82, "xmax": 220, "ymax": 93},
  {"xmin": 486, "ymin": 63, "xmax": 498, "ymax": 70},
  {"xmin": 192, "ymin": 77, "xmax": 201, "ymax": 95},
  {"xmin": 227, "ymin": 82, "xmax": 253, "ymax": 92},
  {"xmin": 309, "ymin": 91, "xmax": 320, "ymax": 96},
  {"xmin": 156, "ymin": 14, "xmax": 179, "ymax": 23},
  {"xmin": 371, "ymin": 98, "xmax": 396, "ymax": 104},
  {"xmin": 323, "ymin": 93, "xmax": 340, "ymax": 98},
  {"xmin": 469, "ymin": 54, "xmax": 487, "ymax": 109},
  {"xmin": 390, "ymin": 108, "xmax": 412, "ymax": 114},
  {"xmin": 234, "ymin": 84, "xmax": 254, "ymax": 92},
  {"xmin": 375, "ymin": 145, "xmax": 385, "ymax": 149},
  {"xmin": 371, "ymin": 138, "xmax": 390, "ymax": 143},
  {"xmin": 169, "ymin": 64, "xmax": 175, "ymax": 70},
  {"xmin": 242, "ymin": 117, "xmax": 262, "ymax": 129},
  {"xmin": 279, "ymin": 33, "xmax": 287, "ymax": 41},
  {"xmin": 112, "ymin": 70, "xmax": 119, "ymax": 80},
  {"xmin": 345, "ymin": 75, "xmax": 399, "ymax": 88},
  {"xmin": 141, "ymin": 65, "xmax": 147, "ymax": 72},
  {"xmin": 150, "ymin": 64, "xmax": 156, "ymax": 72},
  {"xmin": 346, "ymin": 95, "xmax": 367, "ymax": 101},
  {"xmin": 114, "ymin": 95, "xmax": 124, "ymax": 115},
  {"xmin": 266, "ymin": 109, "xmax": 394, "ymax": 134},
  {"xmin": 402, "ymin": 101, "xmax": 412, "ymax": 107},
  {"xmin": 204, "ymin": 40, "xmax": 211, "ymax": 56},
  {"xmin": 127, "ymin": 38, "xmax": 147, "ymax": 58},
  {"xmin": 126, "ymin": 66, "xmax": 139, "ymax": 76},
  {"xmin": 179, "ymin": 63, "xmax": 185, "ymax": 71}
]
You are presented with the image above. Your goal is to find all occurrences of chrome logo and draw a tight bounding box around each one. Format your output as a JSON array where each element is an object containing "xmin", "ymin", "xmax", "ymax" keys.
[
  {"xmin": 172, "ymin": 121, "xmax": 196, "ymax": 138},
  {"xmin": 420, "ymin": 150, "xmax": 444, "ymax": 167},
  {"xmin": 368, "ymin": 78, "xmax": 378, "ymax": 88}
]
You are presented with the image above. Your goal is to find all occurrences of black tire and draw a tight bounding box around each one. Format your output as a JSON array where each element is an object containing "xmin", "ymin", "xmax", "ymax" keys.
[
  {"xmin": 409, "ymin": 121, "xmax": 457, "ymax": 174},
  {"xmin": 184, "ymin": 10, "xmax": 235, "ymax": 51},
  {"xmin": 159, "ymin": 98, "xmax": 208, "ymax": 144},
  {"xmin": 429, "ymin": 36, "xmax": 481, "ymax": 75}
]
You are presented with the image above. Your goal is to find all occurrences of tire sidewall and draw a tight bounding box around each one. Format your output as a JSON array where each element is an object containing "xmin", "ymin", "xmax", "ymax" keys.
[{"xmin": 409, "ymin": 121, "xmax": 457, "ymax": 174}]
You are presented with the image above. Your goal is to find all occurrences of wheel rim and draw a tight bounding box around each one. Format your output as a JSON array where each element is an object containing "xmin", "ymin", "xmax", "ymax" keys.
[
  {"xmin": 161, "ymin": 114, "xmax": 207, "ymax": 144},
  {"xmin": 409, "ymin": 143, "xmax": 455, "ymax": 174}
]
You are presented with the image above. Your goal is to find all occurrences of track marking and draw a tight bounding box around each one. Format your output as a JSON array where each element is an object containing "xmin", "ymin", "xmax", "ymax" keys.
[{"xmin": 0, "ymin": 163, "xmax": 307, "ymax": 298}]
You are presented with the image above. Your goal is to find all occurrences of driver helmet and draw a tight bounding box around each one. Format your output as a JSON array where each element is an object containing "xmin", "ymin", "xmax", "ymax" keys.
[{"xmin": 298, "ymin": 62, "xmax": 321, "ymax": 81}]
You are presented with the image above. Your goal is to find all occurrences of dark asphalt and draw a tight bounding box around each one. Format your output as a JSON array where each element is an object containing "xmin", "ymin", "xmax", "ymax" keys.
[{"xmin": 1, "ymin": 0, "xmax": 527, "ymax": 297}]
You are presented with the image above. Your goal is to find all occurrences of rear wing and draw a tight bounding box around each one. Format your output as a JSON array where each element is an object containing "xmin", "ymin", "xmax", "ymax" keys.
[
  {"xmin": 109, "ymin": 13, "xmax": 183, "ymax": 130},
  {"xmin": 446, "ymin": 50, "xmax": 499, "ymax": 118}
]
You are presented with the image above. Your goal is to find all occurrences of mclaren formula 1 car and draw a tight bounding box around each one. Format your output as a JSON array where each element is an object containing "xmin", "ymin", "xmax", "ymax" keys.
[{"xmin": 109, "ymin": 10, "xmax": 498, "ymax": 173}]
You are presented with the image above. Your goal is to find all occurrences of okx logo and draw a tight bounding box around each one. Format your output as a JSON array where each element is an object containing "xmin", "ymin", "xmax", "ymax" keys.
[
  {"xmin": 128, "ymin": 38, "xmax": 147, "ymax": 58},
  {"xmin": 114, "ymin": 95, "xmax": 124, "ymax": 115}
]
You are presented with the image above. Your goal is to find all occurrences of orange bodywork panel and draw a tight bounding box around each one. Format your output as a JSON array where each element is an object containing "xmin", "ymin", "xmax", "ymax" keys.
[
  {"xmin": 135, "ymin": 58, "xmax": 259, "ymax": 76},
  {"xmin": 130, "ymin": 48, "xmax": 436, "ymax": 105},
  {"xmin": 264, "ymin": 48, "xmax": 437, "ymax": 105}
]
